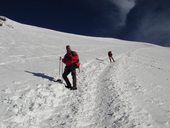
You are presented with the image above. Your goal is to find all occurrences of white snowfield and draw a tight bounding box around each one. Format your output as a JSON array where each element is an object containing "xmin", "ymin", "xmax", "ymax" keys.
[{"xmin": 0, "ymin": 17, "xmax": 170, "ymax": 128}]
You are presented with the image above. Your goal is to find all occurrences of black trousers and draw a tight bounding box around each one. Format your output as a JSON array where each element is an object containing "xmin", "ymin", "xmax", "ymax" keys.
[
  {"xmin": 62, "ymin": 64, "xmax": 77, "ymax": 88},
  {"xmin": 109, "ymin": 56, "xmax": 115, "ymax": 62}
]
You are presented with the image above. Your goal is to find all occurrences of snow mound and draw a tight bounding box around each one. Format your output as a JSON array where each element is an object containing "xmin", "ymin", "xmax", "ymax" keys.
[
  {"xmin": 0, "ymin": 16, "xmax": 6, "ymax": 26},
  {"xmin": 0, "ymin": 16, "xmax": 14, "ymax": 28}
]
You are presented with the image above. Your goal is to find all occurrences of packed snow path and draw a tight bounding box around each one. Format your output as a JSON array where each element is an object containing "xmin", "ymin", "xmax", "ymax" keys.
[{"xmin": 1, "ymin": 51, "xmax": 158, "ymax": 128}]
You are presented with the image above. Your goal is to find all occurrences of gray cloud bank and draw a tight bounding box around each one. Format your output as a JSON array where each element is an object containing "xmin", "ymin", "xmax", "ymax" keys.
[
  {"xmin": 90, "ymin": 0, "xmax": 170, "ymax": 46},
  {"xmin": 118, "ymin": 0, "xmax": 170, "ymax": 46}
]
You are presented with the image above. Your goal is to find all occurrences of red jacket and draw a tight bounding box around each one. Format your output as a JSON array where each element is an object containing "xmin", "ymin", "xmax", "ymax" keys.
[{"xmin": 62, "ymin": 51, "xmax": 80, "ymax": 67}]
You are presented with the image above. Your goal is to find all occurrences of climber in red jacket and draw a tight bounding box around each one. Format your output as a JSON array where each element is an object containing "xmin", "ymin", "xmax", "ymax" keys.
[{"xmin": 61, "ymin": 45, "xmax": 80, "ymax": 90}]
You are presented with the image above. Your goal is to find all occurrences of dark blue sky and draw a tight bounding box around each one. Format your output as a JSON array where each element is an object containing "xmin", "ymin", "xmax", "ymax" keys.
[{"xmin": 1, "ymin": 0, "xmax": 170, "ymax": 46}]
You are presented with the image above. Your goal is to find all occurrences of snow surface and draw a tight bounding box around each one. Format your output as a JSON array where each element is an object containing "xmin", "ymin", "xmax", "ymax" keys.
[{"xmin": 0, "ymin": 18, "xmax": 170, "ymax": 128}]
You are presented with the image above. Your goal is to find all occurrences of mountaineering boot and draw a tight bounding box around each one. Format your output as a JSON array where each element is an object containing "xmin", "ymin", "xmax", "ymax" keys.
[
  {"xmin": 65, "ymin": 85, "xmax": 72, "ymax": 89},
  {"xmin": 71, "ymin": 86, "xmax": 77, "ymax": 90}
]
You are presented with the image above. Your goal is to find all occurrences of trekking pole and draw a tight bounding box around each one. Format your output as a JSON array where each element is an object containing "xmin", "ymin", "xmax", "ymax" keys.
[
  {"xmin": 59, "ymin": 57, "xmax": 61, "ymax": 77},
  {"xmin": 78, "ymin": 67, "xmax": 80, "ymax": 73},
  {"xmin": 56, "ymin": 57, "xmax": 63, "ymax": 83},
  {"xmin": 62, "ymin": 61, "xmax": 64, "ymax": 77},
  {"xmin": 60, "ymin": 57, "xmax": 64, "ymax": 82}
]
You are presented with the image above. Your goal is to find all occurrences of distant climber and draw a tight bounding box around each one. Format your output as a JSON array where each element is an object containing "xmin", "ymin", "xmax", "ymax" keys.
[
  {"xmin": 108, "ymin": 51, "xmax": 115, "ymax": 62},
  {"xmin": 61, "ymin": 45, "xmax": 80, "ymax": 90}
]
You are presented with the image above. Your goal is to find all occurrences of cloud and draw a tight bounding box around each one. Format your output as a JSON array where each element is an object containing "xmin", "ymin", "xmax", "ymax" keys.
[
  {"xmin": 122, "ymin": 0, "xmax": 170, "ymax": 46},
  {"xmin": 111, "ymin": 0, "xmax": 136, "ymax": 14},
  {"xmin": 85, "ymin": 0, "xmax": 170, "ymax": 46},
  {"xmin": 109, "ymin": 0, "xmax": 136, "ymax": 25}
]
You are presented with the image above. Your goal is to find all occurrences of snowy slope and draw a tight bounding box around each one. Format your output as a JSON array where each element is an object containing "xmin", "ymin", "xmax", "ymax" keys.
[{"xmin": 0, "ymin": 17, "xmax": 170, "ymax": 128}]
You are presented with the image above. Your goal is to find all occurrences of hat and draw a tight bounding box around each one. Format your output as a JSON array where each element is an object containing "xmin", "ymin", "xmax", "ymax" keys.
[{"xmin": 66, "ymin": 45, "xmax": 70, "ymax": 49}]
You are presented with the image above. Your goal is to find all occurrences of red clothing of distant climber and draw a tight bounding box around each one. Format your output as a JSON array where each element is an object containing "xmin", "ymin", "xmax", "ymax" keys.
[{"xmin": 108, "ymin": 51, "xmax": 115, "ymax": 62}]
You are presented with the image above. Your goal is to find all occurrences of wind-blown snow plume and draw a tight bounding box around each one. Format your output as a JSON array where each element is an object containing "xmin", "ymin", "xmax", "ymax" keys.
[
  {"xmin": 121, "ymin": 0, "xmax": 170, "ymax": 46},
  {"xmin": 109, "ymin": 0, "xmax": 136, "ymax": 25}
]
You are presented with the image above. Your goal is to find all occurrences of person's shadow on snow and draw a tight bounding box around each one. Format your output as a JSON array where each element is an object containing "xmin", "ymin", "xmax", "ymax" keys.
[{"xmin": 25, "ymin": 70, "xmax": 57, "ymax": 82}]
